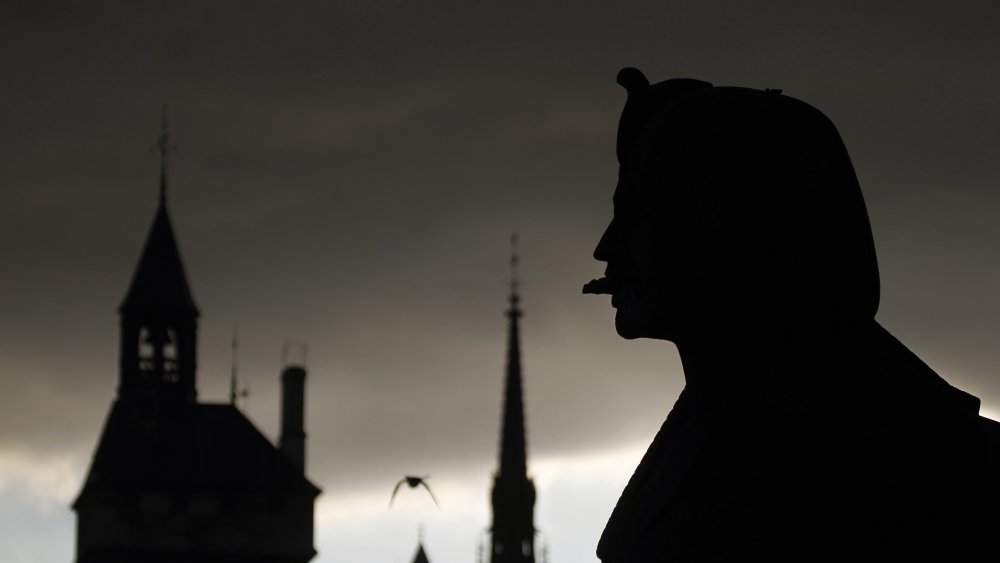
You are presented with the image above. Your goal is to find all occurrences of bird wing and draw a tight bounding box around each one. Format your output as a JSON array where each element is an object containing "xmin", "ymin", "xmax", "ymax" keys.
[
  {"xmin": 419, "ymin": 479, "xmax": 441, "ymax": 508},
  {"xmin": 389, "ymin": 478, "xmax": 406, "ymax": 507}
]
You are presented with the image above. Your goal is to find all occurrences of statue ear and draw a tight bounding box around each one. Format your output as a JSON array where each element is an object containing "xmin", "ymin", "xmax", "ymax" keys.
[
  {"xmin": 617, "ymin": 67, "xmax": 650, "ymax": 94},
  {"xmin": 616, "ymin": 68, "xmax": 650, "ymax": 163},
  {"xmin": 614, "ymin": 69, "xmax": 712, "ymax": 163}
]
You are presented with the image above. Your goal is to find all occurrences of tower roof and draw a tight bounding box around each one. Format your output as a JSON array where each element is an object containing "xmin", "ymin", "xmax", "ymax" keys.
[
  {"xmin": 119, "ymin": 201, "xmax": 199, "ymax": 315},
  {"xmin": 119, "ymin": 106, "xmax": 196, "ymax": 316},
  {"xmin": 74, "ymin": 401, "xmax": 320, "ymax": 508}
]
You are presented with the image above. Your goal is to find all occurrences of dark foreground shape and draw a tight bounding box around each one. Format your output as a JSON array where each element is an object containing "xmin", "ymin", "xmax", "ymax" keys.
[{"xmin": 586, "ymin": 68, "xmax": 1000, "ymax": 562}]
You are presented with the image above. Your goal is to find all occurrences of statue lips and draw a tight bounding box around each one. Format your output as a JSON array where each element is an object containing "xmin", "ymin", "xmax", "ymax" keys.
[
  {"xmin": 584, "ymin": 277, "xmax": 629, "ymax": 308},
  {"xmin": 583, "ymin": 276, "xmax": 621, "ymax": 295}
]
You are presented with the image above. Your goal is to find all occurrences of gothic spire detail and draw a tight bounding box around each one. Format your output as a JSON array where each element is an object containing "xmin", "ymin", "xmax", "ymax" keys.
[
  {"xmin": 491, "ymin": 233, "xmax": 536, "ymax": 563},
  {"xmin": 500, "ymin": 233, "xmax": 526, "ymax": 476}
]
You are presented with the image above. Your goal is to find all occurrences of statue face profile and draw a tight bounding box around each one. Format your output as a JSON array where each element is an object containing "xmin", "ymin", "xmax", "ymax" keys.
[
  {"xmin": 592, "ymin": 167, "xmax": 714, "ymax": 341},
  {"xmin": 584, "ymin": 68, "xmax": 881, "ymax": 341}
]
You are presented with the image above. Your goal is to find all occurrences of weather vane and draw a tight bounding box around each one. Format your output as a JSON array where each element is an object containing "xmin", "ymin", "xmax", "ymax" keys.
[{"xmin": 151, "ymin": 104, "xmax": 178, "ymax": 204}]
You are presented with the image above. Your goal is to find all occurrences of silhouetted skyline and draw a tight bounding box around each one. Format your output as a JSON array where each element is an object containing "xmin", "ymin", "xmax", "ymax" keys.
[{"xmin": 2, "ymin": 3, "xmax": 999, "ymax": 563}]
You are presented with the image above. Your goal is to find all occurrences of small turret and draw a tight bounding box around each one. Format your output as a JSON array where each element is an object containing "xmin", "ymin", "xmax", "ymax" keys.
[{"xmin": 279, "ymin": 343, "xmax": 308, "ymax": 472}]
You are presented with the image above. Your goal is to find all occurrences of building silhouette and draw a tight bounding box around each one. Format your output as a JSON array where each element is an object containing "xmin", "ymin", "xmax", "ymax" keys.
[
  {"xmin": 489, "ymin": 237, "xmax": 536, "ymax": 563},
  {"xmin": 72, "ymin": 120, "xmax": 320, "ymax": 563}
]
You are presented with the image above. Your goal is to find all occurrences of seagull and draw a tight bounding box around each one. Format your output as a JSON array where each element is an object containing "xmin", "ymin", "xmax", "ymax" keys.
[{"xmin": 389, "ymin": 475, "xmax": 440, "ymax": 508}]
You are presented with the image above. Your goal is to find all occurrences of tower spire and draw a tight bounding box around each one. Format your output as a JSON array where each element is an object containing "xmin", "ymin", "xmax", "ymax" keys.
[
  {"xmin": 118, "ymin": 111, "xmax": 198, "ymax": 404},
  {"xmin": 500, "ymin": 233, "xmax": 525, "ymax": 475},
  {"xmin": 490, "ymin": 233, "xmax": 536, "ymax": 563},
  {"xmin": 152, "ymin": 104, "xmax": 177, "ymax": 205}
]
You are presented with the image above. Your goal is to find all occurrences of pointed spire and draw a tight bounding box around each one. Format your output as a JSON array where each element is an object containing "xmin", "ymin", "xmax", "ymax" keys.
[
  {"xmin": 120, "ymin": 110, "xmax": 196, "ymax": 315},
  {"xmin": 500, "ymin": 232, "xmax": 526, "ymax": 477},
  {"xmin": 491, "ymin": 234, "xmax": 536, "ymax": 563},
  {"xmin": 119, "ymin": 196, "xmax": 198, "ymax": 314}
]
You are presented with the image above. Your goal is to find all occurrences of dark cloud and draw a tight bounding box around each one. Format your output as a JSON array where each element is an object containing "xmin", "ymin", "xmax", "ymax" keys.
[{"xmin": 1, "ymin": 3, "xmax": 999, "ymax": 560}]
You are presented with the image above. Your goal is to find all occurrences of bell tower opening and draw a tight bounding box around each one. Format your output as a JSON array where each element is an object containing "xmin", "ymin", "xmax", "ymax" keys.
[{"xmin": 137, "ymin": 324, "xmax": 180, "ymax": 382}]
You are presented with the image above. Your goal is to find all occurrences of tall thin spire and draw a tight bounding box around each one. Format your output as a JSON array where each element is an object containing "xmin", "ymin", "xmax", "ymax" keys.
[
  {"xmin": 500, "ymin": 233, "xmax": 526, "ymax": 476},
  {"xmin": 490, "ymin": 233, "xmax": 536, "ymax": 563},
  {"xmin": 152, "ymin": 104, "xmax": 177, "ymax": 205}
]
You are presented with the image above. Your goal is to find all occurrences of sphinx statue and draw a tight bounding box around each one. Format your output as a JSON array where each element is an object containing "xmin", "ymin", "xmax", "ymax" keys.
[{"xmin": 584, "ymin": 68, "xmax": 1000, "ymax": 562}]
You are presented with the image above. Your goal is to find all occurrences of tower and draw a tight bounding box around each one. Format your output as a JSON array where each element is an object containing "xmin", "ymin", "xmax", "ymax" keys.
[
  {"xmin": 118, "ymin": 110, "xmax": 199, "ymax": 406},
  {"xmin": 490, "ymin": 235, "xmax": 536, "ymax": 563},
  {"xmin": 73, "ymin": 114, "xmax": 320, "ymax": 563}
]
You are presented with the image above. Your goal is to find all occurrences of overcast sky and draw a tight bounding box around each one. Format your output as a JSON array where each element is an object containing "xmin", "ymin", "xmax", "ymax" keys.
[{"xmin": 2, "ymin": 2, "xmax": 999, "ymax": 562}]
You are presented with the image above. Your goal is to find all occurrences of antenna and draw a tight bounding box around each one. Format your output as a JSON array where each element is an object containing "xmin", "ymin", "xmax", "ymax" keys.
[
  {"xmin": 229, "ymin": 325, "xmax": 249, "ymax": 409},
  {"xmin": 230, "ymin": 325, "xmax": 239, "ymax": 405},
  {"xmin": 507, "ymin": 232, "xmax": 521, "ymax": 316},
  {"xmin": 510, "ymin": 232, "xmax": 519, "ymax": 296},
  {"xmin": 150, "ymin": 104, "xmax": 178, "ymax": 204}
]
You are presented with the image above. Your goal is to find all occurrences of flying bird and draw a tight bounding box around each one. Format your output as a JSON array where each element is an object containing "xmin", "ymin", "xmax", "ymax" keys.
[{"xmin": 389, "ymin": 475, "xmax": 440, "ymax": 508}]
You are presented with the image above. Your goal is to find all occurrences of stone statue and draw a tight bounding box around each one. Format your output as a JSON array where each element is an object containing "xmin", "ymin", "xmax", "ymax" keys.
[{"xmin": 584, "ymin": 68, "xmax": 1000, "ymax": 562}]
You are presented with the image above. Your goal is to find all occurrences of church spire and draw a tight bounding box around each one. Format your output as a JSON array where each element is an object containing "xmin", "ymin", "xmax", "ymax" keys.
[
  {"xmin": 116, "ymin": 112, "xmax": 198, "ymax": 404},
  {"xmin": 490, "ymin": 233, "xmax": 536, "ymax": 563},
  {"xmin": 500, "ymin": 234, "xmax": 526, "ymax": 477}
]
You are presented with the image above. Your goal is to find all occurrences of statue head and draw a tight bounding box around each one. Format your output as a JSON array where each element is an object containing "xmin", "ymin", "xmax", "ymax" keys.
[{"xmin": 585, "ymin": 68, "xmax": 880, "ymax": 341}]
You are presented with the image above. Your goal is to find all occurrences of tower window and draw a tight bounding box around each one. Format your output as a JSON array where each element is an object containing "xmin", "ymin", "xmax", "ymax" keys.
[
  {"xmin": 137, "ymin": 324, "xmax": 180, "ymax": 382},
  {"xmin": 138, "ymin": 326, "xmax": 155, "ymax": 373}
]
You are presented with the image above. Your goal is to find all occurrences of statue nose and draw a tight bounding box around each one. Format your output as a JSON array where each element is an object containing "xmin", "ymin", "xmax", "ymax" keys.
[{"xmin": 593, "ymin": 216, "xmax": 624, "ymax": 263}]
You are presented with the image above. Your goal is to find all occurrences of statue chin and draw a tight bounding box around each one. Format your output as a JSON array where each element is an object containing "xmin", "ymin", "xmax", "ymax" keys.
[
  {"xmin": 614, "ymin": 316, "xmax": 642, "ymax": 340},
  {"xmin": 613, "ymin": 304, "xmax": 676, "ymax": 342}
]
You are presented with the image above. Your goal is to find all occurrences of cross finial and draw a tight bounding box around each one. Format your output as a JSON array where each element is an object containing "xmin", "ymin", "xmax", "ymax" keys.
[{"xmin": 151, "ymin": 104, "xmax": 177, "ymax": 205}]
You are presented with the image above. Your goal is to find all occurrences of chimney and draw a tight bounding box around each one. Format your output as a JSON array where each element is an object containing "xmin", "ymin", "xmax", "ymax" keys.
[{"xmin": 279, "ymin": 348, "xmax": 307, "ymax": 471}]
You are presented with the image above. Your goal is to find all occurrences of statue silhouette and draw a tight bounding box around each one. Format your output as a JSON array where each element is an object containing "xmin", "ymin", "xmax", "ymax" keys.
[{"xmin": 584, "ymin": 68, "xmax": 1000, "ymax": 562}]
